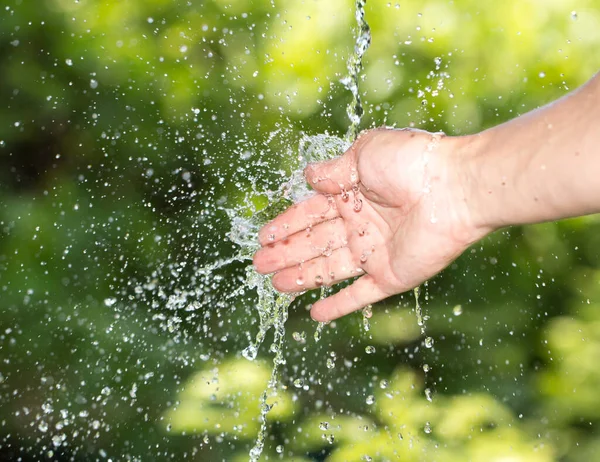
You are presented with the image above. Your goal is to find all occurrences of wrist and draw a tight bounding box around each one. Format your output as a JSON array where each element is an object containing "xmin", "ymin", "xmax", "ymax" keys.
[
  {"xmin": 422, "ymin": 133, "xmax": 495, "ymax": 250},
  {"xmin": 446, "ymin": 132, "xmax": 500, "ymax": 239}
]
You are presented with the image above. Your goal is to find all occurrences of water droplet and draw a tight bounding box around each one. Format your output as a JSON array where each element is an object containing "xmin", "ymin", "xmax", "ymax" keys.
[
  {"xmin": 293, "ymin": 378, "xmax": 304, "ymax": 388},
  {"xmin": 453, "ymin": 304, "xmax": 463, "ymax": 316},
  {"xmin": 360, "ymin": 253, "xmax": 368, "ymax": 263},
  {"xmin": 242, "ymin": 344, "xmax": 258, "ymax": 361},
  {"xmin": 296, "ymin": 277, "xmax": 305, "ymax": 286},
  {"xmin": 571, "ymin": 10, "xmax": 578, "ymax": 20},
  {"xmin": 424, "ymin": 337, "xmax": 434, "ymax": 348},
  {"xmin": 326, "ymin": 434, "xmax": 335, "ymax": 444},
  {"xmin": 261, "ymin": 402, "xmax": 273, "ymax": 413},
  {"xmin": 425, "ymin": 387, "xmax": 433, "ymax": 402},
  {"xmin": 38, "ymin": 421, "xmax": 48, "ymax": 433},
  {"xmin": 366, "ymin": 394, "xmax": 375, "ymax": 405},
  {"xmin": 363, "ymin": 306, "xmax": 372, "ymax": 318},
  {"xmin": 276, "ymin": 444, "xmax": 284, "ymax": 454},
  {"xmin": 424, "ymin": 422, "xmax": 432, "ymax": 434},
  {"xmin": 340, "ymin": 186, "xmax": 349, "ymax": 201},
  {"xmin": 90, "ymin": 79, "xmax": 98, "ymax": 89},
  {"xmin": 314, "ymin": 322, "xmax": 325, "ymax": 342},
  {"xmin": 292, "ymin": 331, "xmax": 306, "ymax": 343},
  {"xmin": 249, "ymin": 446, "xmax": 262, "ymax": 460},
  {"xmin": 268, "ymin": 234, "xmax": 275, "ymax": 241},
  {"xmin": 319, "ymin": 421, "xmax": 330, "ymax": 431},
  {"xmin": 353, "ymin": 198, "xmax": 363, "ymax": 212},
  {"xmin": 326, "ymin": 358, "xmax": 335, "ymax": 369},
  {"xmin": 52, "ymin": 434, "xmax": 64, "ymax": 448},
  {"xmin": 315, "ymin": 275, "xmax": 323, "ymax": 286},
  {"xmin": 362, "ymin": 309, "xmax": 371, "ymax": 332},
  {"xmin": 322, "ymin": 243, "xmax": 333, "ymax": 257},
  {"xmin": 365, "ymin": 345, "xmax": 375, "ymax": 354},
  {"xmin": 423, "ymin": 363, "xmax": 430, "ymax": 373},
  {"xmin": 65, "ymin": 58, "xmax": 73, "ymax": 66},
  {"xmin": 379, "ymin": 379, "xmax": 389, "ymax": 389}
]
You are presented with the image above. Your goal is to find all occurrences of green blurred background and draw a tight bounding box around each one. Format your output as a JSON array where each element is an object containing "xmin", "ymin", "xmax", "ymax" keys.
[{"xmin": 1, "ymin": 0, "xmax": 600, "ymax": 460}]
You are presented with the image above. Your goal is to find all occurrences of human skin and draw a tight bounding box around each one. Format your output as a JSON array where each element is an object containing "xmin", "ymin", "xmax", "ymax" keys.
[{"xmin": 253, "ymin": 72, "xmax": 600, "ymax": 322}]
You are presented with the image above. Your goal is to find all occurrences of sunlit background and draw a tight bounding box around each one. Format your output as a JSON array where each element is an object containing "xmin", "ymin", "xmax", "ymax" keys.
[{"xmin": 2, "ymin": 0, "xmax": 600, "ymax": 460}]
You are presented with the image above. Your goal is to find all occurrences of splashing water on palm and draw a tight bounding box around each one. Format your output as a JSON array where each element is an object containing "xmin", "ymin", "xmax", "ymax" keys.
[{"xmin": 220, "ymin": 1, "xmax": 372, "ymax": 459}]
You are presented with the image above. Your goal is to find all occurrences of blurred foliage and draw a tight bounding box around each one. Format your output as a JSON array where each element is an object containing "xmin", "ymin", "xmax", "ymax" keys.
[
  {"xmin": 1, "ymin": 0, "xmax": 600, "ymax": 461},
  {"xmin": 164, "ymin": 359, "xmax": 296, "ymax": 438}
]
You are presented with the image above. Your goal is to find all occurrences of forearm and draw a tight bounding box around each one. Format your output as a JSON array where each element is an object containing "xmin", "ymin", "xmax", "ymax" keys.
[{"xmin": 462, "ymin": 73, "xmax": 600, "ymax": 232}]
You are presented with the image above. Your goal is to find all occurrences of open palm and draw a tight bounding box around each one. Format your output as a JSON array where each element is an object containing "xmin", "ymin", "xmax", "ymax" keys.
[{"xmin": 253, "ymin": 128, "xmax": 486, "ymax": 322}]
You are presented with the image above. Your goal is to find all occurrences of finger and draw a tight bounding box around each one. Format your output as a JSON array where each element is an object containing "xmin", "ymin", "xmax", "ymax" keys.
[
  {"xmin": 309, "ymin": 275, "xmax": 390, "ymax": 322},
  {"xmin": 303, "ymin": 152, "xmax": 357, "ymax": 195},
  {"xmin": 271, "ymin": 247, "xmax": 362, "ymax": 292},
  {"xmin": 303, "ymin": 128, "xmax": 381, "ymax": 195},
  {"xmin": 253, "ymin": 217, "xmax": 347, "ymax": 274},
  {"xmin": 258, "ymin": 194, "xmax": 340, "ymax": 246}
]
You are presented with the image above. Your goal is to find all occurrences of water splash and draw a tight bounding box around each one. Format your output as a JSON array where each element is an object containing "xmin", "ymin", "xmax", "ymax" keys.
[
  {"xmin": 227, "ymin": 2, "xmax": 372, "ymax": 459},
  {"xmin": 247, "ymin": 1, "xmax": 371, "ymax": 459},
  {"xmin": 243, "ymin": 134, "xmax": 350, "ymax": 460}
]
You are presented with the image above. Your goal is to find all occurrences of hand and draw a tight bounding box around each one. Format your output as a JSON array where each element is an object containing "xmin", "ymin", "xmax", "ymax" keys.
[{"xmin": 253, "ymin": 128, "xmax": 488, "ymax": 322}]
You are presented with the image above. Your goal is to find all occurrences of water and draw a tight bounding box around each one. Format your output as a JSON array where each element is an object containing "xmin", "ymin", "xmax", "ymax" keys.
[
  {"xmin": 200, "ymin": 1, "xmax": 439, "ymax": 456},
  {"xmin": 2, "ymin": 1, "xmax": 590, "ymax": 460},
  {"xmin": 341, "ymin": 0, "xmax": 371, "ymax": 142},
  {"xmin": 413, "ymin": 284, "xmax": 437, "ymax": 415},
  {"xmin": 413, "ymin": 286, "xmax": 425, "ymax": 333},
  {"xmin": 241, "ymin": 2, "xmax": 372, "ymax": 458}
]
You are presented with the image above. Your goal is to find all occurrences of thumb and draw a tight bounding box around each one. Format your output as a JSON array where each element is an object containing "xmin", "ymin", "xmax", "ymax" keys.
[{"xmin": 304, "ymin": 148, "xmax": 358, "ymax": 195}]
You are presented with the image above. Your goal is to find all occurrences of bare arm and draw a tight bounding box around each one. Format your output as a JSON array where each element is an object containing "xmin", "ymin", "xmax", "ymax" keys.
[{"xmin": 464, "ymin": 72, "xmax": 600, "ymax": 232}]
